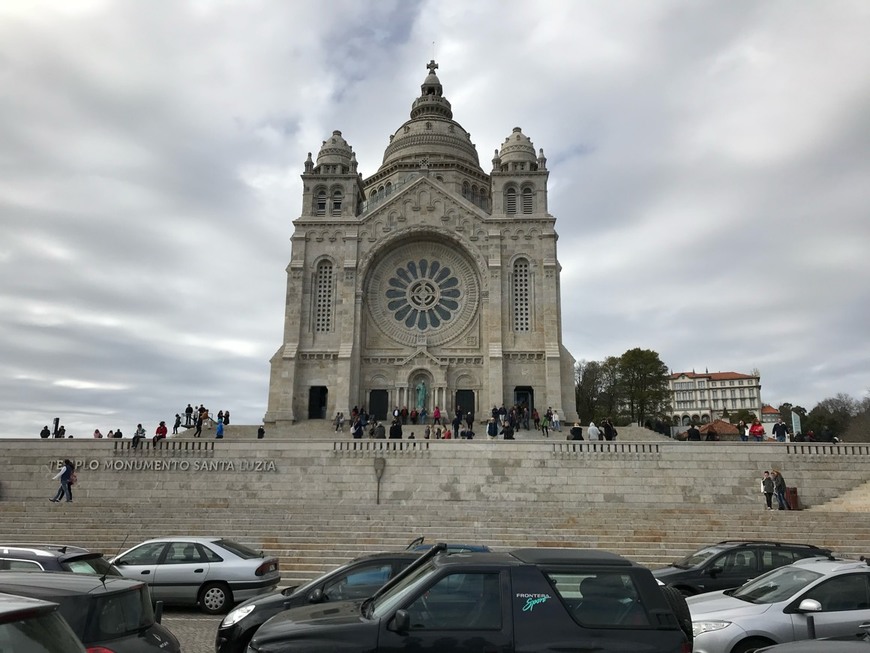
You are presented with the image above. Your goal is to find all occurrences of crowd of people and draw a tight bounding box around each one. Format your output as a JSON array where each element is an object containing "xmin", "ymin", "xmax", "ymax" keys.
[{"xmin": 38, "ymin": 403, "xmax": 237, "ymax": 447}]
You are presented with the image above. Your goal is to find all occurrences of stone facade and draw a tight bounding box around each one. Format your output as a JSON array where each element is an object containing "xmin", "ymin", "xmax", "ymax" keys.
[{"xmin": 265, "ymin": 61, "xmax": 577, "ymax": 428}]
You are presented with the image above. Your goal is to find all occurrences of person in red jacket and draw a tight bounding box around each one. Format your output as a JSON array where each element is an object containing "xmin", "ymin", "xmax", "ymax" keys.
[
  {"xmin": 748, "ymin": 419, "xmax": 766, "ymax": 443},
  {"xmin": 153, "ymin": 420, "xmax": 168, "ymax": 446}
]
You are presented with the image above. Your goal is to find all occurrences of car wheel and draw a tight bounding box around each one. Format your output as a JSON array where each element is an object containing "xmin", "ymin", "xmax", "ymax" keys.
[
  {"xmin": 199, "ymin": 582, "xmax": 232, "ymax": 614},
  {"xmin": 731, "ymin": 638, "xmax": 775, "ymax": 653},
  {"xmin": 661, "ymin": 585, "xmax": 693, "ymax": 646}
]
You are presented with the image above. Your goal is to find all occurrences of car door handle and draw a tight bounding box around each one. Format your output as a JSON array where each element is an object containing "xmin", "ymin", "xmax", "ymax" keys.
[
  {"xmin": 140, "ymin": 570, "xmax": 151, "ymax": 575},
  {"xmin": 194, "ymin": 568, "xmax": 204, "ymax": 573}
]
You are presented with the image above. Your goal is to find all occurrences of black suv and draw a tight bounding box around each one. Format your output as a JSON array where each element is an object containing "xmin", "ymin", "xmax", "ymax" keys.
[
  {"xmin": 652, "ymin": 539, "xmax": 832, "ymax": 595},
  {"xmin": 248, "ymin": 546, "xmax": 692, "ymax": 653},
  {"xmin": 0, "ymin": 591, "xmax": 86, "ymax": 653},
  {"xmin": 217, "ymin": 540, "xmax": 492, "ymax": 653},
  {"xmin": 0, "ymin": 543, "xmax": 120, "ymax": 575},
  {"xmin": 0, "ymin": 571, "xmax": 180, "ymax": 653}
]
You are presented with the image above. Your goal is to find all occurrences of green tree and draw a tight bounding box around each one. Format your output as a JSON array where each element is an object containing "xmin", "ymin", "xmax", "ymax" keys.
[
  {"xmin": 597, "ymin": 356, "xmax": 622, "ymax": 422},
  {"xmin": 574, "ymin": 360, "xmax": 603, "ymax": 423},
  {"xmin": 617, "ymin": 348, "xmax": 670, "ymax": 424},
  {"xmin": 845, "ymin": 397, "xmax": 870, "ymax": 442},
  {"xmin": 804, "ymin": 394, "xmax": 859, "ymax": 439},
  {"xmin": 731, "ymin": 409, "xmax": 758, "ymax": 425},
  {"xmin": 778, "ymin": 402, "xmax": 793, "ymax": 426}
]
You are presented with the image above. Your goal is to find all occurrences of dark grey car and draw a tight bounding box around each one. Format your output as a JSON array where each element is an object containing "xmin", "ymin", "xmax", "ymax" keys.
[
  {"xmin": 0, "ymin": 571, "xmax": 180, "ymax": 653},
  {"xmin": 653, "ymin": 540, "xmax": 832, "ymax": 595},
  {"xmin": 0, "ymin": 591, "xmax": 86, "ymax": 653}
]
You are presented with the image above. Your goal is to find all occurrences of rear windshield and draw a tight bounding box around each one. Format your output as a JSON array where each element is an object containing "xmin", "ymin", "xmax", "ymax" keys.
[
  {"xmin": 214, "ymin": 540, "xmax": 261, "ymax": 559},
  {"xmin": 63, "ymin": 555, "xmax": 120, "ymax": 576},
  {"xmin": 0, "ymin": 611, "xmax": 85, "ymax": 653},
  {"xmin": 61, "ymin": 586, "xmax": 155, "ymax": 641}
]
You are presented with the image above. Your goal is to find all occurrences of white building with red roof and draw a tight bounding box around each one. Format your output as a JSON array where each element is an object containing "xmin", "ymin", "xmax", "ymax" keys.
[{"xmin": 669, "ymin": 370, "xmax": 762, "ymax": 426}]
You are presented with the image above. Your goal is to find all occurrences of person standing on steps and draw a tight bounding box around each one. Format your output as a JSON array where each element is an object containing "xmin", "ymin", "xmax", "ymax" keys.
[
  {"xmin": 257, "ymin": 424, "xmax": 265, "ymax": 439},
  {"xmin": 761, "ymin": 471, "xmax": 774, "ymax": 510},
  {"xmin": 50, "ymin": 459, "xmax": 75, "ymax": 503},
  {"xmin": 772, "ymin": 469, "xmax": 791, "ymax": 510},
  {"xmin": 749, "ymin": 419, "xmax": 765, "ymax": 443},
  {"xmin": 587, "ymin": 421, "xmax": 601, "ymax": 441}
]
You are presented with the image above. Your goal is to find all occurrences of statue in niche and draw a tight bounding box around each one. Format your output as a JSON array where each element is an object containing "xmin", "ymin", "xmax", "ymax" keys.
[{"xmin": 415, "ymin": 380, "xmax": 427, "ymax": 410}]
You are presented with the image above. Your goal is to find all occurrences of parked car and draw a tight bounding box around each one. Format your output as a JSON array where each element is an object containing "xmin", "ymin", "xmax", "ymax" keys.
[
  {"xmin": 0, "ymin": 591, "xmax": 86, "ymax": 653},
  {"xmin": 0, "ymin": 571, "xmax": 180, "ymax": 653},
  {"xmin": 248, "ymin": 546, "xmax": 692, "ymax": 653},
  {"xmin": 217, "ymin": 540, "xmax": 492, "ymax": 653},
  {"xmin": 111, "ymin": 536, "xmax": 280, "ymax": 614},
  {"xmin": 654, "ymin": 540, "xmax": 832, "ymax": 595},
  {"xmin": 757, "ymin": 632, "xmax": 870, "ymax": 653},
  {"xmin": 689, "ymin": 556, "xmax": 870, "ymax": 653},
  {"xmin": 0, "ymin": 543, "xmax": 120, "ymax": 575}
]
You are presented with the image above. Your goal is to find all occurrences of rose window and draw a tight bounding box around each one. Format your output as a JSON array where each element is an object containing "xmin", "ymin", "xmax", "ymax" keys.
[{"xmin": 386, "ymin": 259, "xmax": 460, "ymax": 330}]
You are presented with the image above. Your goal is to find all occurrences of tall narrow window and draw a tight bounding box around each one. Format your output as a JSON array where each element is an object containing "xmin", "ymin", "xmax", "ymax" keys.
[
  {"xmin": 463, "ymin": 182, "xmax": 470, "ymax": 199},
  {"xmin": 512, "ymin": 259, "xmax": 530, "ymax": 332},
  {"xmin": 505, "ymin": 188, "xmax": 517, "ymax": 215},
  {"xmin": 314, "ymin": 261, "xmax": 334, "ymax": 332},
  {"xmin": 315, "ymin": 190, "xmax": 327, "ymax": 216},
  {"xmin": 332, "ymin": 190, "xmax": 343, "ymax": 216},
  {"xmin": 385, "ymin": 182, "xmax": 392, "ymax": 196},
  {"xmin": 522, "ymin": 188, "xmax": 533, "ymax": 214}
]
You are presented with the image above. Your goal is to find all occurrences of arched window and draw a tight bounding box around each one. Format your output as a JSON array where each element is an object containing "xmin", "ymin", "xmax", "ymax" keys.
[
  {"xmin": 331, "ymin": 190, "xmax": 343, "ymax": 216},
  {"xmin": 522, "ymin": 188, "xmax": 533, "ymax": 214},
  {"xmin": 315, "ymin": 190, "xmax": 327, "ymax": 216},
  {"xmin": 462, "ymin": 182, "xmax": 470, "ymax": 199},
  {"xmin": 385, "ymin": 182, "xmax": 392, "ymax": 197},
  {"xmin": 512, "ymin": 259, "xmax": 531, "ymax": 332},
  {"xmin": 505, "ymin": 188, "xmax": 517, "ymax": 215},
  {"xmin": 378, "ymin": 186, "xmax": 385, "ymax": 201},
  {"xmin": 314, "ymin": 261, "xmax": 334, "ymax": 332}
]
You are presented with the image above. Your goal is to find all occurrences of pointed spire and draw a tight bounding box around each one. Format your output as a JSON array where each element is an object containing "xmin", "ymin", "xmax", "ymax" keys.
[{"xmin": 304, "ymin": 152, "xmax": 313, "ymax": 173}]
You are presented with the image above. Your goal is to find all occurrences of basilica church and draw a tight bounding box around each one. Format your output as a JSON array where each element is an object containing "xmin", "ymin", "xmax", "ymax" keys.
[{"xmin": 264, "ymin": 61, "xmax": 577, "ymax": 428}]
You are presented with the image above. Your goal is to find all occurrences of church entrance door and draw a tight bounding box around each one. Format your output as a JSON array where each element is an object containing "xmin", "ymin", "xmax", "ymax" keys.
[
  {"xmin": 369, "ymin": 390, "xmax": 388, "ymax": 421},
  {"xmin": 454, "ymin": 389, "xmax": 475, "ymax": 418},
  {"xmin": 514, "ymin": 386, "xmax": 534, "ymax": 413},
  {"xmin": 307, "ymin": 386, "xmax": 328, "ymax": 419}
]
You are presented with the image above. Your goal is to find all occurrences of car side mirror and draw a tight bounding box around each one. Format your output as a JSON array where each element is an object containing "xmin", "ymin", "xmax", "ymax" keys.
[
  {"xmin": 798, "ymin": 599, "xmax": 822, "ymax": 613},
  {"xmin": 308, "ymin": 588, "xmax": 325, "ymax": 604},
  {"xmin": 709, "ymin": 566, "xmax": 723, "ymax": 577},
  {"xmin": 392, "ymin": 609, "xmax": 410, "ymax": 634},
  {"xmin": 154, "ymin": 600, "xmax": 164, "ymax": 624}
]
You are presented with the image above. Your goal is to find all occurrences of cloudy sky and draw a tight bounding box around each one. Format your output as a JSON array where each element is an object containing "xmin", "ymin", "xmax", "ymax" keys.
[{"xmin": 1, "ymin": 0, "xmax": 868, "ymax": 438}]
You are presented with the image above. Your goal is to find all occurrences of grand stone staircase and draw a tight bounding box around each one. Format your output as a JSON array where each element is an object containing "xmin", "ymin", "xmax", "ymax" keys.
[{"xmin": 2, "ymin": 421, "xmax": 868, "ymax": 587}]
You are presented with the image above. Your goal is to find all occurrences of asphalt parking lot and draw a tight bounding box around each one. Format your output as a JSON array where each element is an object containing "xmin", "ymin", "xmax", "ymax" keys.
[{"xmin": 162, "ymin": 607, "xmax": 223, "ymax": 653}]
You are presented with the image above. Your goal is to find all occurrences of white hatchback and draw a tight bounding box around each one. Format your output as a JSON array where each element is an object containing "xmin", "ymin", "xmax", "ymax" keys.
[{"xmin": 690, "ymin": 556, "xmax": 870, "ymax": 653}]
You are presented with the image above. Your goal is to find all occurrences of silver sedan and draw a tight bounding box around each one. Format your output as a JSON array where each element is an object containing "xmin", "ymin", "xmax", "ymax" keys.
[
  {"xmin": 689, "ymin": 557, "xmax": 870, "ymax": 653},
  {"xmin": 111, "ymin": 537, "xmax": 280, "ymax": 614}
]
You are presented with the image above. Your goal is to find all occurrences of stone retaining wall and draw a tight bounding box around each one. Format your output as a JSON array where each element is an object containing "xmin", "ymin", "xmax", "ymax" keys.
[{"xmin": 3, "ymin": 439, "xmax": 868, "ymax": 508}]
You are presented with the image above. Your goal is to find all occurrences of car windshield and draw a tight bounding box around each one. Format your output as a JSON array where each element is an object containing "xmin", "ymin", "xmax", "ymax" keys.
[
  {"xmin": 78, "ymin": 585, "xmax": 155, "ymax": 641},
  {"xmin": 673, "ymin": 545, "xmax": 727, "ymax": 569},
  {"xmin": 730, "ymin": 566, "xmax": 824, "ymax": 604},
  {"xmin": 370, "ymin": 560, "xmax": 438, "ymax": 619},
  {"xmin": 0, "ymin": 611, "xmax": 85, "ymax": 653},
  {"xmin": 63, "ymin": 555, "xmax": 120, "ymax": 576},
  {"xmin": 215, "ymin": 539, "xmax": 261, "ymax": 559}
]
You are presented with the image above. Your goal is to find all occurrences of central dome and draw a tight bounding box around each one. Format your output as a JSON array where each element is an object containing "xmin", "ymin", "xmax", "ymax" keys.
[{"xmin": 377, "ymin": 61, "xmax": 483, "ymax": 173}]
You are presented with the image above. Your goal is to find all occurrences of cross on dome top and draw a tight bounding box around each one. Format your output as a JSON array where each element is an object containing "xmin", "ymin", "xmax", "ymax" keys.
[{"xmin": 427, "ymin": 60, "xmax": 439, "ymax": 74}]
